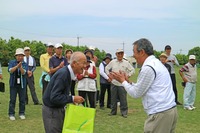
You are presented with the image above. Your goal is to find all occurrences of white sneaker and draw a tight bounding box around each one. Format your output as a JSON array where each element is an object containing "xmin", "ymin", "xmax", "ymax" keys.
[
  {"xmin": 184, "ymin": 106, "xmax": 194, "ymax": 111},
  {"xmin": 9, "ymin": 116, "xmax": 16, "ymax": 121},
  {"xmin": 190, "ymin": 105, "xmax": 196, "ymax": 110},
  {"xmin": 19, "ymin": 115, "xmax": 26, "ymax": 120}
]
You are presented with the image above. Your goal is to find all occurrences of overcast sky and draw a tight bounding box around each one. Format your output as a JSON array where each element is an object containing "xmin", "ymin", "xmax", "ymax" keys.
[{"xmin": 0, "ymin": 0, "xmax": 199, "ymax": 57}]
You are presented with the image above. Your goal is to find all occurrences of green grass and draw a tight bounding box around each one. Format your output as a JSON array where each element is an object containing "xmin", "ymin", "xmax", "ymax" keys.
[{"xmin": 0, "ymin": 66, "xmax": 200, "ymax": 133}]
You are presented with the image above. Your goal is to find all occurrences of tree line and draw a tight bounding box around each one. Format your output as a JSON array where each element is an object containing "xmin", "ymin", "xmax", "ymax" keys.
[
  {"xmin": 0, "ymin": 37, "xmax": 199, "ymax": 66},
  {"xmin": 0, "ymin": 37, "xmax": 107, "ymax": 66}
]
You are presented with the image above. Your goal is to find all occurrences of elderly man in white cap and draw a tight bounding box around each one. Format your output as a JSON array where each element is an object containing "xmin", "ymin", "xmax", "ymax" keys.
[
  {"xmin": 105, "ymin": 49, "xmax": 135, "ymax": 118},
  {"xmin": 24, "ymin": 47, "xmax": 41, "ymax": 105},
  {"xmin": 40, "ymin": 42, "xmax": 54, "ymax": 95},
  {"xmin": 179, "ymin": 55, "xmax": 197, "ymax": 111},
  {"xmin": 8, "ymin": 48, "xmax": 27, "ymax": 120},
  {"xmin": 49, "ymin": 43, "xmax": 68, "ymax": 77}
]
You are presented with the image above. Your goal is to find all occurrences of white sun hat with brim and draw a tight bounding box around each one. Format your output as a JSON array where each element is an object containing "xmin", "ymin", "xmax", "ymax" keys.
[{"xmin": 15, "ymin": 48, "xmax": 25, "ymax": 56}]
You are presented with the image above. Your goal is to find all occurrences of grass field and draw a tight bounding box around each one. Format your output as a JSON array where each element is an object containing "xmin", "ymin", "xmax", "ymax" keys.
[{"xmin": 0, "ymin": 66, "xmax": 200, "ymax": 133}]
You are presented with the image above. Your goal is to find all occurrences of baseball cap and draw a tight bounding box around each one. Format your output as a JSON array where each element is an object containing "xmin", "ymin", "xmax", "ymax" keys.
[
  {"xmin": 189, "ymin": 55, "xmax": 196, "ymax": 60},
  {"xmin": 165, "ymin": 45, "xmax": 171, "ymax": 50},
  {"xmin": 46, "ymin": 42, "xmax": 54, "ymax": 47},
  {"xmin": 103, "ymin": 53, "xmax": 112, "ymax": 60},
  {"xmin": 54, "ymin": 43, "xmax": 63, "ymax": 49}
]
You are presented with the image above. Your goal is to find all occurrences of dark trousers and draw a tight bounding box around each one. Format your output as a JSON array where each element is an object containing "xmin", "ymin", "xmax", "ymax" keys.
[
  {"xmin": 99, "ymin": 83, "xmax": 111, "ymax": 108},
  {"xmin": 42, "ymin": 75, "xmax": 49, "ymax": 95},
  {"xmin": 78, "ymin": 91, "xmax": 96, "ymax": 108},
  {"xmin": 25, "ymin": 75, "xmax": 39, "ymax": 104},
  {"xmin": 170, "ymin": 74, "xmax": 178, "ymax": 103},
  {"xmin": 9, "ymin": 86, "xmax": 26, "ymax": 116},
  {"xmin": 42, "ymin": 105, "xmax": 65, "ymax": 133},
  {"xmin": 70, "ymin": 80, "xmax": 76, "ymax": 95},
  {"xmin": 110, "ymin": 84, "xmax": 128, "ymax": 115}
]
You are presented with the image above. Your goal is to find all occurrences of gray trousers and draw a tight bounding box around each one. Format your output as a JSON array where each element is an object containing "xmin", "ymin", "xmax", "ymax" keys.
[
  {"xmin": 110, "ymin": 84, "xmax": 128, "ymax": 115},
  {"xmin": 144, "ymin": 107, "xmax": 177, "ymax": 133},
  {"xmin": 42, "ymin": 105, "xmax": 65, "ymax": 133},
  {"xmin": 25, "ymin": 75, "xmax": 39, "ymax": 104}
]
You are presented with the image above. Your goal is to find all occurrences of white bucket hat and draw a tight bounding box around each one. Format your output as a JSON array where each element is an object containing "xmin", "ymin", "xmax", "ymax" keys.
[{"xmin": 15, "ymin": 48, "xmax": 25, "ymax": 56}]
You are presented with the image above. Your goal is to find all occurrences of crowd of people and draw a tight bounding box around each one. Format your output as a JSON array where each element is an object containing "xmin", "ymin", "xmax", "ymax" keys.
[{"xmin": 0, "ymin": 38, "xmax": 197, "ymax": 133}]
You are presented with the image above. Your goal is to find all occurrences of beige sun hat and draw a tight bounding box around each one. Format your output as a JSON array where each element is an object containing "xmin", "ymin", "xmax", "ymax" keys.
[
  {"xmin": 160, "ymin": 53, "xmax": 168, "ymax": 58},
  {"xmin": 116, "ymin": 48, "xmax": 124, "ymax": 53},
  {"xmin": 15, "ymin": 48, "xmax": 25, "ymax": 56}
]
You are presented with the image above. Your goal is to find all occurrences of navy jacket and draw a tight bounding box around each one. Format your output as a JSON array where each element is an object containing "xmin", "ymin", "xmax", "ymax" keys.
[
  {"xmin": 8, "ymin": 60, "xmax": 27, "ymax": 88},
  {"xmin": 43, "ymin": 65, "xmax": 73, "ymax": 108}
]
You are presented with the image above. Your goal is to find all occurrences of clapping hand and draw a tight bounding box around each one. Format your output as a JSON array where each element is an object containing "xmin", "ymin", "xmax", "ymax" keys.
[
  {"xmin": 110, "ymin": 71, "xmax": 126, "ymax": 83},
  {"xmin": 59, "ymin": 61, "xmax": 64, "ymax": 68}
]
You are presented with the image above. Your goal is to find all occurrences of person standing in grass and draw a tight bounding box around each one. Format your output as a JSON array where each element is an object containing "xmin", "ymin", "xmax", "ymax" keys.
[
  {"xmin": 77, "ymin": 55, "xmax": 97, "ymax": 108},
  {"xmin": 165, "ymin": 45, "xmax": 182, "ymax": 105},
  {"xmin": 39, "ymin": 42, "xmax": 54, "ymax": 95},
  {"xmin": 8, "ymin": 48, "xmax": 27, "ymax": 121},
  {"xmin": 23, "ymin": 47, "xmax": 41, "ymax": 105},
  {"xmin": 99, "ymin": 53, "xmax": 112, "ymax": 109},
  {"xmin": 111, "ymin": 38, "xmax": 177, "ymax": 133},
  {"xmin": 105, "ymin": 48, "xmax": 135, "ymax": 118},
  {"xmin": 179, "ymin": 55, "xmax": 197, "ymax": 111}
]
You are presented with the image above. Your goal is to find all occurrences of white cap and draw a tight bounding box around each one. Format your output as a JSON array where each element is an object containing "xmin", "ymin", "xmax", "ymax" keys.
[
  {"xmin": 54, "ymin": 43, "xmax": 63, "ymax": 48},
  {"xmin": 116, "ymin": 48, "xmax": 124, "ymax": 53},
  {"xmin": 189, "ymin": 55, "xmax": 196, "ymax": 60},
  {"xmin": 46, "ymin": 42, "xmax": 54, "ymax": 47},
  {"xmin": 24, "ymin": 47, "xmax": 30, "ymax": 51},
  {"xmin": 15, "ymin": 48, "xmax": 25, "ymax": 56},
  {"xmin": 89, "ymin": 46, "xmax": 95, "ymax": 51}
]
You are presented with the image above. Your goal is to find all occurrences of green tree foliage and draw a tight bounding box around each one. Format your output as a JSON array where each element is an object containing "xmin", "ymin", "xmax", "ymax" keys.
[
  {"xmin": 175, "ymin": 54, "xmax": 188, "ymax": 65},
  {"xmin": 0, "ymin": 37, "xmax": 107, "ymax": 66},
  {"xmin": 154, "ymin": 50, "xmax": 162, "ymax": 58},
  {"xmin": 188, "ymin": 46, "xmax": 200, "ymax": 63}
]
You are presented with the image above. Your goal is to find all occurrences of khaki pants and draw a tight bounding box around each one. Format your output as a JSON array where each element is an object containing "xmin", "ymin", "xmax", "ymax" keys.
[{"xmin": 144, "ymin": 107, "xmax": 178, "ymax": 133}]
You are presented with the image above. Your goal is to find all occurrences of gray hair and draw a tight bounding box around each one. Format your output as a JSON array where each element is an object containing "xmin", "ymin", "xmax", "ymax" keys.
[
  {"xmin": 133, "ymin": 38, "xmax": 154, "ymax": 56},
  {"xmin": 70, "ymin": 51, "xmax": 85, "ymax": 64}
]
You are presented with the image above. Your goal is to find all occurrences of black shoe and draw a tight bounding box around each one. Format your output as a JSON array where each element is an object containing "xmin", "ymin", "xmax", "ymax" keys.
[
  {"xmin": 34, "ymin": 102, "xmax": 42, "ymax": 105},
  {"xmin": 176, "ymin": 102, "xmax": 182, "ymax": 105},
  {"xmin": 122, "ymin": 114, "xmax": 127, "ymax": 118}
]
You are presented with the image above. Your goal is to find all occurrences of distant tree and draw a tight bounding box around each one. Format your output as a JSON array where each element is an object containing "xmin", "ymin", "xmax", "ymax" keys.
[
  {"xmin": 175, "ymin": 54, "xmax": 188, "ymax": 65},
  {"xmin": 188, "ymin": 47, "xmax": 200, "ymax": 63},
  {"xmin": 154, "ymin": 50, "xmax": 162, "ymax": 59}
]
